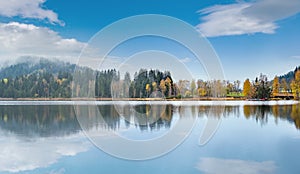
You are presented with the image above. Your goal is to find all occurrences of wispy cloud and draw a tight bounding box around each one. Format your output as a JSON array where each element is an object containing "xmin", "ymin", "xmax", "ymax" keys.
[
  {"xmin": 291, "ymin": 55, "xmax": 300, "ymax": 59},
  {"xmin": 197, "ymin": 0, "xmax": 300, "ymax": 37},
  {"xmin": 48, "ymin": 168, "xmax": 66, "ymax": 174},
  {"xmin": 0, "ymin": 22, "xmax": 85, "ymax": 63},
  {"xmin": 179, "ymin": 57, "xmax": 192, "ymax": 63},
  {"xmin": 196, "ymin": 157, "xmax": 277, "ymax": 174},
  {"xmin": 0, "ymin": 0, "xmax": 63, "ymax": 25}
]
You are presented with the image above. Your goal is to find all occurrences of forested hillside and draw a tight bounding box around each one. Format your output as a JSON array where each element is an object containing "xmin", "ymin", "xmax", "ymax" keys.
[
  {"xmin": 0, "ymin": 59, "xmax": 75, "ymax": 79},
  {"xmin": 279, "ymin": 66, "xmax": 300, "ymax": 84},
  {"xmin": 0, "ymin": 59, "xmax": 75, "ymax": 98},
  {"xmin": 0, "ymin": 59, "xmax": 177, "ymax": 99}
]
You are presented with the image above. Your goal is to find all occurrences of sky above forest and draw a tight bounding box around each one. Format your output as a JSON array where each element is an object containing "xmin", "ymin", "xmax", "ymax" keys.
[{"xmin": 0, "ymin": 0, "xmax": 300, "ymax": 81}]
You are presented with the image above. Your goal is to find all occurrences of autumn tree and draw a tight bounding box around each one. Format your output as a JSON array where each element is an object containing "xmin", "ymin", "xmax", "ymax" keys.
[
  {"xmin": 272, "ymin": 76, "xmax": 280, "ymax": 97},
  {"xmin": 243, "ymin": 79, "xmax": 251, "ymax": 99},
  {"xmin": 159, "ymin": 79, "xmax": 166, "ymax": 96},
  {"xmin": 145, "ymin": 84, "xmax": 150, "ymax": 97},
  {"xmin": 291, "ymin": 70, "xmax": 300, "ymax": 100},
  {"xmin": 197, "ymin": 80, "xmax": 207, "ymax": 97},
  {"xmin": 152, "ymin": 82, "xmax": 157, "ymax": 92},
  {"xmin": 198, "ymin": 88, "xmax": 207, "ymax": 97},
  {"xmin": 281, "ymin": 78, "xmax": 288, "ymax": 94}
]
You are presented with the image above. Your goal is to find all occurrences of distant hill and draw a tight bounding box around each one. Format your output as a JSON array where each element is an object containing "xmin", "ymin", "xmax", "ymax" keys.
[
  {"xmin": 0, "ymin": 58, "xmax": 75, "ymax": 79},
  {"xmin": 279, "ymin": 66, "xmax": 300, "ymax": 84},
  {"xmin": 0, "ymin": 58, "xmax": 77, "ymax": 98}
]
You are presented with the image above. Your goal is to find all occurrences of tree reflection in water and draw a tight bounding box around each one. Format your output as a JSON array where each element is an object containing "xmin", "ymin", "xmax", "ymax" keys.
[
  {"xmin": 244, "ymin": 104, "xmax": 300, "ymax": 129},
  {"xmin": 0, "ymin": 105, "xmax": 80, "ymax": 137},
  {"xmin": 76, "ymin": 105, "xmax": 174, "ymax": 132},
  {"xmin": 0, "ymin": 104, "xmax": 300, "ymax": 138}
]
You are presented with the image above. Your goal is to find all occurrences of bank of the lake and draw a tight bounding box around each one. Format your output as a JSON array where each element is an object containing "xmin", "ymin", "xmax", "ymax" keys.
[{"xmin": 0, "ymin": 97, "xmax": 298, "ymax": 102}]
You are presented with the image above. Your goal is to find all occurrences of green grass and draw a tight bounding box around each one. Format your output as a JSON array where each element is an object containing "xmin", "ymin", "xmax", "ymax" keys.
[{"xmin": 227, "ymin": 92, "xmax": 244, "ymax": 98}]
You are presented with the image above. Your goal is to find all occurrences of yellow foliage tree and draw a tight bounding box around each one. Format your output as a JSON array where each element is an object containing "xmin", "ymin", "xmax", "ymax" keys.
[
  {"xmin": 272, "ymin": 76, "xmax": 280, "ymax": 97},
  {"xmin": 145, "ymin": 84, "xmax": 150, "ymax": 97},
  {"xmin": 185, "ymin": 90, "xmax": 191, "ymax": 98},
  {"xmin": 159, "ymin": 79, "xmax": 166, "ymax": 96},
  {"xmin": 291, "ymin": 70, "xmax": 300, "ymax": 100},
  {"xmin": 152, "ymin": 82, "xmax": 157, "ymax": 91},
  {"xmin": 2, "ymin": 78, "xmax": 8, "ymax": 85},
  {"xmin": 198, "ymin": 88, "xmax": 207, "ymax": 97},
  {"xmin": 243, "ymin": 79, "xmax": 251, "ymax": 99},
  {"xmin": 281, "ymin": 78, "xmax": 288, "ymax": 94}
]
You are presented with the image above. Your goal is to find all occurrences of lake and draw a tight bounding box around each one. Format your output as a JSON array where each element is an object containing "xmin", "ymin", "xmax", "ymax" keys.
[{"xmin": 0, "ymin": 101, "xmax": 300, "ymax": 174}]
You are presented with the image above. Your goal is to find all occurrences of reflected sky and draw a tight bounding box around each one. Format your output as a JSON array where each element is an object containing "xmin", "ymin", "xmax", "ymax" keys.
[
  {"xmin": 196, "ymin": 158, "xmax": 277, "ymax": 174},
  {"xmin": 0, "ymin": 131, "xmax": 90, "ymax": 173},
  {"xmin": 0, "ymin": 103, "xmax": 300, "ymax": 173}
]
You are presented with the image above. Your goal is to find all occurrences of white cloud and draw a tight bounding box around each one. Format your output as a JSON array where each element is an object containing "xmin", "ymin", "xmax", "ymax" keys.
[
  {"xmin": 179, "ymin": 57, "xmax": 192, "ymax": 63},
  {"xmin": 196, "ymin": 157, "xmax": 277, "ymax": 174},
  {"xmin": 0, "ymin": 131, "xmax": 90, "ymax": 173},
  {"xmin": 291, "ymin": 55, "xmax": 300, "ymax": 59},
  {"xmin": 0, "ymin": 0, "xmax": 63, "ymax": 25},
  {"xmin": 0, "ymin": 22, "xmax": 86, "ymax": 63},
  {"xmin": 48, "ymin": 168, "xmax": 66, "ymax": 174},
  {"xmin": 197, "ymin": 0, "xmax": 300, "ymax": 37}
]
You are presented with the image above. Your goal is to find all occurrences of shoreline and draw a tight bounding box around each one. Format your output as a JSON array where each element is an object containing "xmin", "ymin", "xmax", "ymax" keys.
[
  {"xmin": 0, "ymin": 97, "xmax": 256, "ymax": 101},
  {"xmin": 0, "ymin": 100, "xmax": 298, "ymax": 106},
  {"xmin": 0, "ymin": 98, "xmax": 298, "ymax": 104},
  {"xmin": 0, "ymin": 97, "xmax": 295, "ymax": 101}
]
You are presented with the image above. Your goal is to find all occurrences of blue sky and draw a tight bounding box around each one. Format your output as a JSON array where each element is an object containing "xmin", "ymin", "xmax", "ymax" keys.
[{"xmin": 0, "ymin": 0, "xmax": 300, "ymax": 82}]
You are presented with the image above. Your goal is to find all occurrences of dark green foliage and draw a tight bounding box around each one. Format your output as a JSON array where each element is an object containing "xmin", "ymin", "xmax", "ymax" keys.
[
  {"xmin": 279, "ymin": 66, "xmax": 300, "ymax": 84},
  {"xmin": 0, "ymin": 59, "xmax": 177, "ymax": 99},
  {"xmin": 0, "ymin": 70, "xmax": 73, "ymax": 98},
  {"xmin": 253, "ymin": 74, "xmax": 272, "ymax": 99},
  {"xmin": 95, "ymin": 69, "xmax": 119, "ymax": 98},
  {"xmin": 130, "ymin": 69, "xmax": 175, "ymax": 98},
  {"xmin": 0, "ymin": 59, "xmax": 74, "ymax": 98}
]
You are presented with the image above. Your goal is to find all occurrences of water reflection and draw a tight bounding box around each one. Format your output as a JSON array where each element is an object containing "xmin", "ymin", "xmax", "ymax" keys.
[
  {"xmin": 0, "ymin": 132, "xmax": 89, "ymax": 173},
  {"xmin": 196, "ymin": 158, "xmax": 277, "ymax": 174},
  {"xmin": 0, "ymin": 105, "xmax": 91, "ymax": 173},
  {"xmin": 0, "ymin": 104, "xmax": 299, "ymax": 173},
  {"xmin": 243, "ymin": 104, "xmax": 300, "ymax": 129},
  {"xmin": 0, "ymin": 105, "xmax": 80, "ymax": 137},
  {"xmin": 197, "ymin": 105, "xmax": 300, "ymax": 130},
  {"xmin": 1, "ymin": 104, "xmax": 300, "ymax": 138},
  {"xmin": 75, "ymin": 105, "xmax": 174, "ymax": 132}
]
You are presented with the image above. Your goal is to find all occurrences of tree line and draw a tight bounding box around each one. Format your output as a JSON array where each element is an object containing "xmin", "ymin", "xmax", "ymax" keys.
[
  {"xmin": 92, "ymin": 69, "xmax": 243, "ymax": 99},
  {"xmin": 243, "ymin": 68, "xmax": 300, "ymax": 100},
  {"xmin": 0, "ymin": 59, "xmax": 299, "ymax": 100}
]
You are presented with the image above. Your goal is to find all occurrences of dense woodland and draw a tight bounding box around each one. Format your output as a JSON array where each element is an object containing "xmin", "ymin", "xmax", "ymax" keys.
[
  {"xmin": 0, "ymin": 59, "xmax": 74, "ymax": 98},
  {"xmin": 0, "ymin": 59, "xmax": 299, "ymax": 100},
  {"xmin": 243, "ymin": 66, "xmax": 300, "ymax": 100}
]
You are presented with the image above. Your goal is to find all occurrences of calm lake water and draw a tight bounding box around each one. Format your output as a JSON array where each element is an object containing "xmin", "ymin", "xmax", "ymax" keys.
[{"xmin": 0, "ymin": 101, "xmax": 300, "ymax": 174}]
